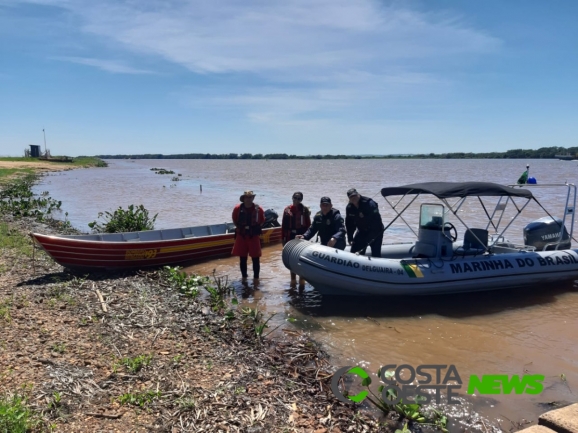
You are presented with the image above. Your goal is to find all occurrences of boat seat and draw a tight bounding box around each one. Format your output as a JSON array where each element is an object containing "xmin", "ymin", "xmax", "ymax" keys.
[
  {"xmin": 208, "ymin": 224, "xmax": 228, "ymax": 235},
  {"xmin": 122, "ymin": 232, "xmax": 140, "ymax": 242},
  {"xmin": 138, "ymin": 231, "xmax": 162, "ymax": 242},
  {"xmin": 74, "ymin": 234, "xmax": 100, "ymax": 241},
  {"xmin": 99, "ymin": 233, "xmax": 124, "ymax": 242},
  {"xmin": 190, "ymin": 226, "xmax": 212, "ymax": 237},
  {"xmin": 161, "ymin": 228, "xmax": 185, "ymax": 240},
  {"xmin": 463, "ymin": 228, "xmax": 488, "ymax": 250}
]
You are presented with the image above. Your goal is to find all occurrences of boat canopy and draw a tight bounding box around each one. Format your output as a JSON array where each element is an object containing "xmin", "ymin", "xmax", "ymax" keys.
[{"xmin": 380, "ymin": 182, "xmax": 534, "ymax": 199}]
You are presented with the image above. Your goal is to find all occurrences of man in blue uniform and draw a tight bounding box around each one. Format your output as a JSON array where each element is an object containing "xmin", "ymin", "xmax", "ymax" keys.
[
  {"xmin": 345, "ymin": 188, "xmax": 384, "ymax": 257},
  {"xmin": 296, "ymin": 197, "xmax": 346, "ymax": 250}
]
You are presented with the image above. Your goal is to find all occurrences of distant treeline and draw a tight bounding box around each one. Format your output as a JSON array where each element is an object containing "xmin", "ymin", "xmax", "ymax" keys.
[{"xmin": 92, "ymin": 147, "xmax": 578, "ymax": 160}]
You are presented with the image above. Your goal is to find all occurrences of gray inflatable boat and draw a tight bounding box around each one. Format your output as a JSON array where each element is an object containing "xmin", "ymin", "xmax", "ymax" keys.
[{"xmin": 283, "ymin": 181, "xmax": 578, "ymax": 295}]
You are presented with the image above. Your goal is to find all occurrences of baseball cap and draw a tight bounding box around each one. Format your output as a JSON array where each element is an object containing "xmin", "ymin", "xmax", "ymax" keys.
[{"xmin": 347, "ymin": 188, "xmax": 360, "ymax": 198}]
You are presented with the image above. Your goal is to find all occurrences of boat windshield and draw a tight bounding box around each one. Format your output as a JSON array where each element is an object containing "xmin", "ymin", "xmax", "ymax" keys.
[{"xmin": 420, "ymin": 204, "xmax": 444, "ymax": 230}]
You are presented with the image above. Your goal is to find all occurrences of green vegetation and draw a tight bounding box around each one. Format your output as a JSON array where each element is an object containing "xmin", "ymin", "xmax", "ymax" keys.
[
  {"xmin": 150, "ymin": 168, "xmax": 175, "ymax": 174},
  {"xmin": 163, "ymin": 266, "xmax": 209, "ymax": 299},
  {"xmin": 346, "ymin": 368, "xmax": 450, "ymax": 432},
  {"xmin": 0, "ymin": 157, "xmax": 42, "ymax": 162},
  {"xmin": 241, "ymin": 307, "xmax": 279, "ymax": 339},
  {"xmin": 94, "ymin": 146, "xmax": 578, "ymax": 160},
  {"xmin": 204, "ymin": 272, "xmax": 235, "ymax": 311},
  {"xmin": 0, "ymin": 393, "xmax": 39, "ymax": 433},
  {"xmin": 0, "ymin": 174, "xmax": 62, "ymax": 221},
  {"xmin": 0, "ymin": 156, "xmax": 107, "ymax": 167},
  {"xmin": 88, "ymin": 204, "xmax": 158, "ymax": 233},
  {"xmin": 0, "ymin": 222, "xmax": 34, "ymax": 256},
  {"xmin": 0, "ymin": 299, "xmax": 11, "ymax": 323},
  {"xmin": 70, "ymin": 156, "xmax": 107, "ymax": 167},
  {"xmin": 117, "ymin": 390, "xmax": 161, "ymax": 406},
  {"xmin": 117, "ymin": 354, "xmax": 153, "ymax": 373},
  {"xmin": 0, "ymin": 168, "xmax": 35, "ymax": 181}
]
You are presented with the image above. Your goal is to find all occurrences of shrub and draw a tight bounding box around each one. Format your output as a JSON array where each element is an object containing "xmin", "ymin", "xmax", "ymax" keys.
[
  {"xmin": 88, "ymin": 204, "xmax": 157, "ymax": 233},
  {"xmin": 0, "ymin": 393, "xmax": 37, "ymax": 433}
]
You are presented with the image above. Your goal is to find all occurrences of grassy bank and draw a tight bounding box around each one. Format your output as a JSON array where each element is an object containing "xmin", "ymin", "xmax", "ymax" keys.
[
  {"xmin": 0, "ymin": 168, "xmax": 478, "ymax": 432},
  {"xmin": 0, "ymin": 157, "xmax": 106, "ymax": 167},
  {"xmin": 0, "ymin": 173, "xmax": 394, "ymax": 432},
  {"xmin": 0, "ymin": 157, "xmax": 107, "ymax": 184},
  {"xmin": 0, "ymin": 167, "xmax": 35, "ymax": 180}
]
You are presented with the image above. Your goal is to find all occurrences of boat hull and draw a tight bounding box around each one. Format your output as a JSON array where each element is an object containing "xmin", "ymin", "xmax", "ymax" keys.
[
  {"xmin": 32, "ymin": 227, "xmax": 282, "ymax": 270},
  {"xmin": 282, "ymin": 239, "xmax": 578, "ymax": 295}
]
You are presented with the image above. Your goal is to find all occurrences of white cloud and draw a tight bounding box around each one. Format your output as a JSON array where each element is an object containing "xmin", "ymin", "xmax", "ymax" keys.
[
  {"xmin": 18, "ymin": 0, "xmax": 500, "ymax": 75},
  {"xmin": 9, "ymin": 0, "xmax": 501, "ymax": 122},
  {"xmin": 53, "ymin": 56, "xmax": 154, "ymax": 74}
]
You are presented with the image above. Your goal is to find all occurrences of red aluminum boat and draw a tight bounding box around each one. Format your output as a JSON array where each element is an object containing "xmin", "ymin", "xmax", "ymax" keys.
[{"xmin": 31, "ymin": 222, "xmax": 282, "ymax": 270}]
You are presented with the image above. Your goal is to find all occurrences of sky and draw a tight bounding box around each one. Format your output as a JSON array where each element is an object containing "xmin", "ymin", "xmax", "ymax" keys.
[{"xmin": 1, "ymin": 0, "xmax": 577, "ymax": 157}]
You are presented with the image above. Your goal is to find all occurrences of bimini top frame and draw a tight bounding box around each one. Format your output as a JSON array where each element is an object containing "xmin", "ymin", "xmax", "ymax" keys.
[{"xmin": 380, "ymin": 181, "xmax": 577, "ymax": 251}]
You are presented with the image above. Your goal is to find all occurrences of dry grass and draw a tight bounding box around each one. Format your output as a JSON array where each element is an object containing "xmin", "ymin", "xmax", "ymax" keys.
[{"xmin": 0, "ymin": 216, "xmax": 394, "ymax": 433}]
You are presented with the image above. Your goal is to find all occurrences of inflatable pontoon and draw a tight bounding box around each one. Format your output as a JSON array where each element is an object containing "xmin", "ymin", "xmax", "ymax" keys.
[{"xmin": 282, "ymin": 182, "xmax": 578, "ymax": 295}]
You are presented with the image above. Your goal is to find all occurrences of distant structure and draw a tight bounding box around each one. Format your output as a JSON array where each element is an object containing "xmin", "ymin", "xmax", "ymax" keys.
[
  {"xmin": 555, "ymin": 153, "xmax": 577, "ymax": 161},
  {"xmin": 29, "ymin": 144, "xmax": 41, "ymax": 158}
]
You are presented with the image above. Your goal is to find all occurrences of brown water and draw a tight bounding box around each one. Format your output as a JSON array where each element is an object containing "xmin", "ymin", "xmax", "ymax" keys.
[{"xmin": 35, "ymin": 159, "xmax": 578, "ymax": 428}]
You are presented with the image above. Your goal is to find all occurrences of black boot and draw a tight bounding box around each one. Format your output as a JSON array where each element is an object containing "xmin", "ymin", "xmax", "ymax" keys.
[
  {"xmin": 252, "ymin": 257, "xmax": 260, "ymax": 280},
  {"xmin": 240, "ymin": 257, "xmax": 248, "ymax": 279}
]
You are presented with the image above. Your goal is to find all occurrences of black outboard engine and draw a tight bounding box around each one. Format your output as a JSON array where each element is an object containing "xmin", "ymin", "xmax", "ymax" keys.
[
  {"xmin": 524, "ymin": 217, "xmax": 571, "ymax": 250},
  {"xmin": 263, "ymin": 209, "xmax": 281, "ymax": 228}
]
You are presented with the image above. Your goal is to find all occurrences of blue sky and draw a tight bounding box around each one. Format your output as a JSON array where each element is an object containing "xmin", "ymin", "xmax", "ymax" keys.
[{"xmin": 1, "ymin": 0, "xmax": 577, "ymax": 157}]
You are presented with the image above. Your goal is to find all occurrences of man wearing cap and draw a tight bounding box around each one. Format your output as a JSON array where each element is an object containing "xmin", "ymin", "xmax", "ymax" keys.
[
  {"xmin": 232, "ymin": 190, "xmax": 265, "ymax": 281},
  {"xmin": 282, "ymin": 192, "xmax": 312, "ymax": 283},
  {"xmin": 345, "ymin": 188, "xmax": 384, "ymax": 257},
  {"xmin": 296, "ymin": 197, "xmax": 346, "ymax": 250}
]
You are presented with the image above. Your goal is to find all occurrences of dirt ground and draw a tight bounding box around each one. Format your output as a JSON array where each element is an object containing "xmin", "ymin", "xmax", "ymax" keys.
[
  {"xmin": 0, "ymin": 161, "xmax": 74, "ymax": 172},
  {"xmin": 0, "ymin": 216, "xmax": 394, "ymax": 433}
]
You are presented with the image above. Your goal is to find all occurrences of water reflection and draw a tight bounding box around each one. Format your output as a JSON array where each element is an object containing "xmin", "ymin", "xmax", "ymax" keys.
[{"xmin": 288, "ymin": 280, "xmax": 578, "ymax": 319}]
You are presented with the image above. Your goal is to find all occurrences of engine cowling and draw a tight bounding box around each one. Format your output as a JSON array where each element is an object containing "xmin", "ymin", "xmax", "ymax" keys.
[
  {"xmin": 263, "ymin": 208, "xmax": 280, "ymax": 228},
  {"xmin": 524, "ymin": 216, "xmax": 570, "ymax": 250}
]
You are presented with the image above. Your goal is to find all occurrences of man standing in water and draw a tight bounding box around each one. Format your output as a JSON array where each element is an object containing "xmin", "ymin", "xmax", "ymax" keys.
[
  {"xmin": 282, "ymin": 191, "xmax": 311, "ymax": 285},
  {"xmin": 232, "ymin": 190, "xmax": 265, "ymax": 282},
  {"xmin": 296, "ymin": 197, "xmax": 346, "ymax": 250},
  {"xmin": 345, "ymin": 188, "xmax": 384, "ymax": 257}
]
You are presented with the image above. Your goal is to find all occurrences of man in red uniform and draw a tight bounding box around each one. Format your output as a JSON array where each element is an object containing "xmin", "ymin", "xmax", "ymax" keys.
[
  {"xmin": 281, "ymin": 191, "xmax": 311, "ymax": 285},
  {"xmin": 232, "ymin": 190, "xmax": 265, "ymax": 281}
]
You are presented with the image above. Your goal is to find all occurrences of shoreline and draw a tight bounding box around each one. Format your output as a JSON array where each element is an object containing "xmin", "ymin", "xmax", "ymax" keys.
[
  {"xmin": 1, "ymin": 161, "xmax": 557, "ymax": 432},
  {"xmin": 0, "ymin": 163, "xmax": 395, "ymax": 431},
  {"xmin": 1, "ymin": 217, "xmax": 392, "ymax": 432}
]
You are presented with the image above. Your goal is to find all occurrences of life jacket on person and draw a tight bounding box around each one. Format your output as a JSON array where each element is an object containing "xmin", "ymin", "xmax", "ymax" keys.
[
  {"xmin": 235, "ymin": 203, "xmax": 263, "ymax": 238},
  {"xmin": 282, "ymin": 204, "xmax": 311, "ymax": 242}
]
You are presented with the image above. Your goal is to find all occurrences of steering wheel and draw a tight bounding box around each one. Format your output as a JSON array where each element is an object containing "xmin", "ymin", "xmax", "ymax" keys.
[{"xmin": 443, "ymin": 222, "xmax": 458, "ymax": 242}]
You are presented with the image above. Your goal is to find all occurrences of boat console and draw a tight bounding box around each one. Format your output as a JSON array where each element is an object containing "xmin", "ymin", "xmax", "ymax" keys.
[{"xmin": 413, "ymin": 204, "xmax": 456, "ymax": 258}]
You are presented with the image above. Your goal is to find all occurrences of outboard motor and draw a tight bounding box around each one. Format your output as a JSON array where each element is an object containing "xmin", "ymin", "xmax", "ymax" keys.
[
  {"xmin": 263, "ymin": 209, "xmax": 281, "ymax": 228},
  {"xmin": 524, "ymin": 217, "xmax": 570, "ymax": 250}
]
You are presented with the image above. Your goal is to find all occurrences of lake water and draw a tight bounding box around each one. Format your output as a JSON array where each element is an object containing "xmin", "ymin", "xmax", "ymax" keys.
[{"xmin": 34, "ymin": 158, "xmax": 578, "ymax": 428}]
